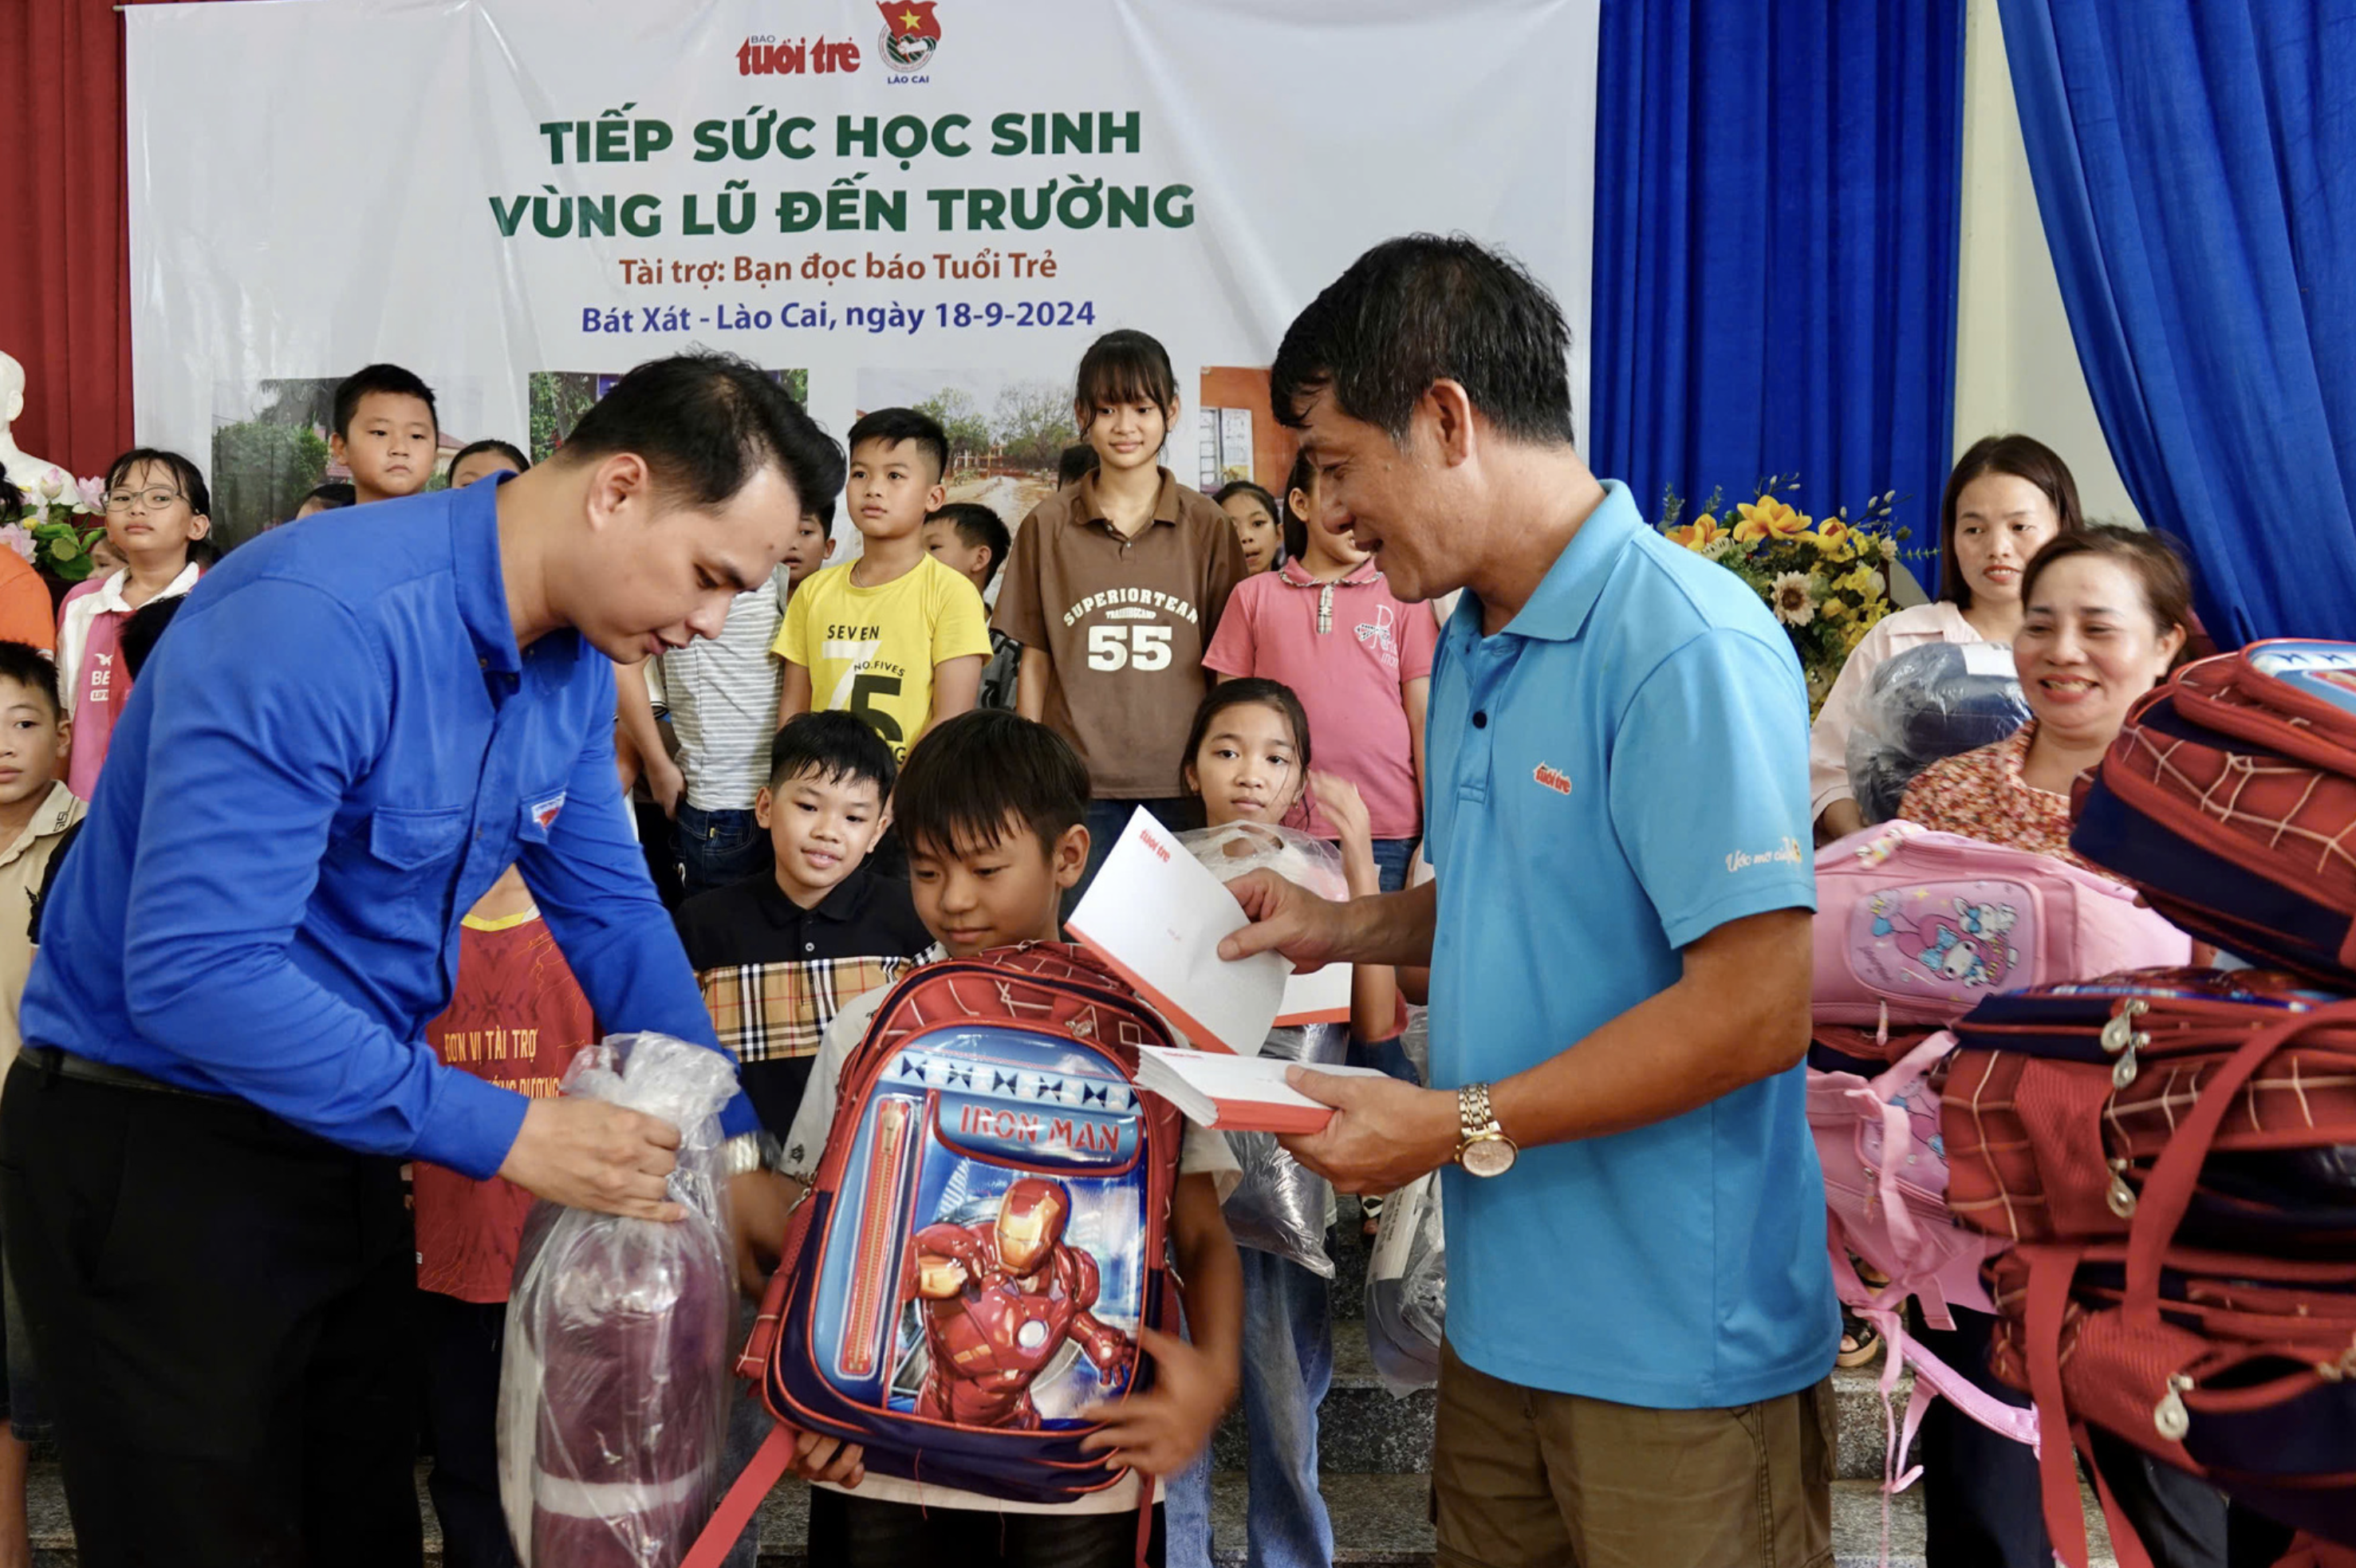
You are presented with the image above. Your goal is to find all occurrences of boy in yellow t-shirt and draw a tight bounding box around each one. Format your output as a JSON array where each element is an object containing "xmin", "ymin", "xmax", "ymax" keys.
[{"xmin": 776, "ymin": 408, "xmax": 990, "ymax": 762}]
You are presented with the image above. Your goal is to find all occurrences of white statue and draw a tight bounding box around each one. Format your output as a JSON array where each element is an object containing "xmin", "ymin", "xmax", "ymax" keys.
[{"xmin": 0, "ymin": 352, "xmax": 77, "ymax": 506}]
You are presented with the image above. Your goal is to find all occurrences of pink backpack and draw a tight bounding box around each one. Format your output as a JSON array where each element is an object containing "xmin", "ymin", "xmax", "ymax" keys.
[
  {"xmin": 1813, "ymin": 822, "xmax": 2190, "ymax": 1028},
  {"xmin": 1809, "ymin": 1034, "xmax": 2041, "ymax": 1507}
]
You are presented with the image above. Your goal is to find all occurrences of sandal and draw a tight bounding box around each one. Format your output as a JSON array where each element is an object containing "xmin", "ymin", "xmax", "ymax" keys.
[
  {"xmin": 1360, "ymin": 1192, "xmax": 1385, "ymax": 1239},
  {"xmin": 1838, "ymin": 1308, "xmax": 1883, "ymax": 1369}
]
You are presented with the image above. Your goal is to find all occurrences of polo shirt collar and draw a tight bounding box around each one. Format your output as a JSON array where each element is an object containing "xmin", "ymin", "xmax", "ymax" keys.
[
  {"xmin": 0, "ymin": 782, "xmax": 77, "ymax": 869},
  {"xmin": 453, "ymin": 474, "xmax": 522, "ymax": 677},
  {"xmin": 757, "ymin": 861, "xmax": 875, "ymax": 926},
  {"xmin": 1482, "ymin": 479, "xmax": 1645, "ymax": 644},
  {"xmin": 87, "ymin": 561, "xmax": 203, "ymax": 615},
  {"xmin": 1278, "ymin": 556, "xmax": 1382, "ymax": 589},
  {"xmin": 1074, "ymin": 467, "xmax": 1182, "ymax": 533}
]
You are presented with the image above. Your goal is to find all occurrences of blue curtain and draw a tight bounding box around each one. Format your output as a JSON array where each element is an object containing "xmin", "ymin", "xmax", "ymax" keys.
[
  {"xmin": 1590, "ymin": 0, "xmax": 1965, "ymax": 593},
  {"xmin": 1997, "ymin": 0, "xmax": 2356, "ymax": 644}
]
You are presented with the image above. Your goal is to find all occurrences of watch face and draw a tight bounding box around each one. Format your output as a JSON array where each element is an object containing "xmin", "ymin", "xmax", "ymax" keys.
[{"xmin": 1460, "ymin": 1135, "xmax": 1516, "ymax": 1178}]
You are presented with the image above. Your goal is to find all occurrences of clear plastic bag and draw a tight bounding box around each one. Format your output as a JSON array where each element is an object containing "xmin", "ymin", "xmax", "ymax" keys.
[
  {"xmin": 1178, "ymin": 823, "xmax": 1348, "ymax": 1274},
  {"xmin": 1846, "ymin": 641, "xmax": 2030, "ymax": 824},
  {"xmin": 1364, "ymin": 1171, "xmax": 1446, "ymax": 1397},
  {"xmin": 1180, "ymin": 820, "xmax": 1349, "ymax": 902},
  {"xmin": 498, "ymin": 1034, "xmax": 740, "ymax": 1568}
]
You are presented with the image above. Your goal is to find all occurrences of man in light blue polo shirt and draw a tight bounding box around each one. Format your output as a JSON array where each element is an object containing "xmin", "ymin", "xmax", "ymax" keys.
[{"xmin": 1223, "ymin": 236, "xmax": 1835, "ymax": 1568}]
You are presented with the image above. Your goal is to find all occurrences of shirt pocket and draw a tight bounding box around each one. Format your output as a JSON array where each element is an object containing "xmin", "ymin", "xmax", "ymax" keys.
[
  {"xmin": 368, "ymin": 805, "xmax": 468, "ymax": 870},
  {"xmin": 515, "ymin": 783, "xmax": 570, "ymax": 848}
]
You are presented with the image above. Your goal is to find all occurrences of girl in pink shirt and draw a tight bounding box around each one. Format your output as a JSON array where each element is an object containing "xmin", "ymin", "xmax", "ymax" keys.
[
  {"xmin": 1201, "ymin": 452, "xmax": 1435, "ymax": 892},
  {"xmin": 58, "ymin": 450, "xmax": 211, "ymax": 798}
]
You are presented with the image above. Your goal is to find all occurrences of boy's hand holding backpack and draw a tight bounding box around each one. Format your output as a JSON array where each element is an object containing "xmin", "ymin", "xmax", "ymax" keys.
[{"xmin": 1078, "ymin": 1323, "xmax": 1235, "ymax": 1478}]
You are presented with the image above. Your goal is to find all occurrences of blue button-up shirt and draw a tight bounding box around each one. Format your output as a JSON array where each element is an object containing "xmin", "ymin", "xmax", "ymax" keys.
[
  {"xmin": 22, "ymin": 479, "xmax": 754, "ymax": 1179},
  {"xmin": 1424, "ymin": 480, "xmax": 1834, "ymax": 1408}
]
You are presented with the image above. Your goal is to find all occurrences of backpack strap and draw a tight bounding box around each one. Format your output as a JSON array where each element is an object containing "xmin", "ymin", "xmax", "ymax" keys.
[
  {"xmin": 2123, "ymin": 1001, "xmax": 2356, "ymax": 1322},
  {"xmin": 2023, "ymin": 1243, "xmax": 2096, "ymax": 1568},
  {"xmin": 681, "ymin": 1424, "xmax": 795, "ymax": 1568}
]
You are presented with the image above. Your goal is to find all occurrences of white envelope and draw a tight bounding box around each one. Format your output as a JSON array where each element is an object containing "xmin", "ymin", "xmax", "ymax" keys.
[{"xmin": 1067, "ymin": 806, "xmax": 1290, "ymax": 1054}]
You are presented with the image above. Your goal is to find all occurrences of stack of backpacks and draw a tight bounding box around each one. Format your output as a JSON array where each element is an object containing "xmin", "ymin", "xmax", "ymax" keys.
[
  {"xmin": 1806, "ymin": 817, "xmax": 2192, "ymax": 1487},
  {"xmin": 1931, "ymin": 642, "xmax": 2356, "ymax": 1566}
]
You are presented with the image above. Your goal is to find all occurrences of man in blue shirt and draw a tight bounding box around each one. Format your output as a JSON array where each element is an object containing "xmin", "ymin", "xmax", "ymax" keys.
[
  {"xmin": 2, "ymin": 355, "xmax": 845, "ymax": 1567},
  {"xmin": 1223, "ymin": 239, "xmax": 1837, "ymax": 1568}
]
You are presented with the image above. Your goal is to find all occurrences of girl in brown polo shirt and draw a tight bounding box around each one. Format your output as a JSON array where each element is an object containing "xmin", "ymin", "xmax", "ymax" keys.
[{"xmin": 992, "ymin": 329, "xmax": 1248, "ymax": 903}]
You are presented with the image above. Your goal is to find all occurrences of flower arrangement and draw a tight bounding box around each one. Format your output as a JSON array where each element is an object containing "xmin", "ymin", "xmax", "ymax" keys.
[
  {"xmin": 2, "ymin": 466, "xmax": 114, "ymax": 583},
  {"xmin": 1658, "ymin": 476, "xmax": 1915, "ymax": 714}
]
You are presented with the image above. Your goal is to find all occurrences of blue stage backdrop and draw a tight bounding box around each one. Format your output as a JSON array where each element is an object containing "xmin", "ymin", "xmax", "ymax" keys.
[
  {"xmin": 1999, "ymin": 0, "xmax": 2356, "ymax": 645},
  {"xmin": 1590, "ymin": 0, "xmax": 1965, "ymax": 595}
]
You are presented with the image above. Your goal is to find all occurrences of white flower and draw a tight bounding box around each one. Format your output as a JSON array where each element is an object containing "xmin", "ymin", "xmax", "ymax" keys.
[
  {"xmin": 1771, "ymin": 570, "xmax": 1820, "ymax": 627},
  {"xmin": 1703, "ymin": 536, "xmax": 1735, "ymax": 561}
]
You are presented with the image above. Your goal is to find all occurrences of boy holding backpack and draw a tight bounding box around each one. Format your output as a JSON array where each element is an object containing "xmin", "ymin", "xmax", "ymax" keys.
[{"xmin": 771, "ymin": 710, "xmax": 1241, "ymax": 1566}]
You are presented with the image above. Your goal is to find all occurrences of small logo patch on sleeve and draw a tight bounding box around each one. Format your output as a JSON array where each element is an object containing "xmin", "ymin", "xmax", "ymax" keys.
[{"xmin": 530, "ymin": 793, "xmax": 567, "ymax": 830}]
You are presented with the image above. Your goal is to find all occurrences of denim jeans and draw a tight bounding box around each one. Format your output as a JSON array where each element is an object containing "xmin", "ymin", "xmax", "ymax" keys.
[
  {"xmin": 1366, "ymin": 837, "xmax": 1416, "ymax": 894},
  {"xmin": 676, "ymin": 802, "xmax": 771, "ymax": 900},
  {"xmin": 1237, "ymin": 1247, "xmax": 1334, "ymax": 1568},
  {"xmin": 1164, "ymin": 1447, "xmax": 1214, "ymax": 1568}
]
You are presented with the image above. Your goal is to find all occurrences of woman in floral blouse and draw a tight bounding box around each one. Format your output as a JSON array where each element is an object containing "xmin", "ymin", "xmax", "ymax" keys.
[
  {"xmin": 1809, "ymin": 434, "xmax": 2082, "ymax": 841},
  {"xmin": 1900, "ymin": 526, "xmax": 2194, "ymax": 858},
  {"xmin": 1893, "ymin": 524, "xmax": 2224, "ymax": 1568}
]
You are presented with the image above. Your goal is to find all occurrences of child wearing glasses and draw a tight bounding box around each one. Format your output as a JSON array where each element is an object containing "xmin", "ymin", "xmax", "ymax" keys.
[{"xmin": 57, "ymin": 449, "xmax": 211, "ymax": 796}]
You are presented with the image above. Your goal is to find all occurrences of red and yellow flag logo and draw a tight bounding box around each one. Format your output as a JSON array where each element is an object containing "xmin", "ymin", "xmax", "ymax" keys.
[{"xmin": 878, "ymin": 2, "xmax": 940, "ymax": 39}]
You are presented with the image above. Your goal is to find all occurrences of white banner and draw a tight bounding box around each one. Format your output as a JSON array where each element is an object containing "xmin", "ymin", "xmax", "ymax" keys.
[{"xmin": 128, "ymin": 0, "xmax": 1598, "ymax": 546}]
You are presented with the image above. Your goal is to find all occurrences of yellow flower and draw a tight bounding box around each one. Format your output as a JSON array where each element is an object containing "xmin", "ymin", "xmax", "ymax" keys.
[
  {"xmin": 1733, "ymin": 496, "xmax": 1810, "ymax": 543},
  {"xmin": 1668, "ymin": 513, "xmax": 1725, "ymax": 550},
  {"xmin": 1834, "ymin": 564, "xmax": 1886, "ymax": 601},
  {"xmin": 1821, "ymin": 595, "xmax": 1853, "ymax": 622},
  {"xmin": 1806, "ymin": 517, "xmax": 1854, "ymax": 555}
]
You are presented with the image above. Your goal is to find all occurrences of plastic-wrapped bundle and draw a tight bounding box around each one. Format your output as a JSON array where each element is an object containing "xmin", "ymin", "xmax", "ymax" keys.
[
  {"xmin": 1218, "ymin": 1022, "xmax": 1348, "ymax": 1275},
  {"xmin": 1180, "ymin": 820, "xmax": 1349, "ymax": 903},
  {"xmin": 1846, "ymin": 642, "xmax": 2030, "ymax": 824},
  {"xmin": 1179, "ymin": 823, "xmax": 1347, "ymax": 1275},
  {"xmin": 1364, "ymin": 1172, "xmax": 1445, "ymax": 1396},
  {"xmin": 498, "ymin": 1034, "xmax": 739, "ymax": 1568}
]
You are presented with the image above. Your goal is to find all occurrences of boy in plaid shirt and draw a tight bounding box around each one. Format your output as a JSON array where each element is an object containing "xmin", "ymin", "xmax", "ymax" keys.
[{"xmin": 674, "ymin": 712, "xmax": 935, "ymax": 1143}]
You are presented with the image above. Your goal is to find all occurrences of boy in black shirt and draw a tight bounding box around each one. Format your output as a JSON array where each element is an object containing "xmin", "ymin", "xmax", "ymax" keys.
[{"xmin": 674, "ymin": 712, "xmax": 935, "ymax": 1142}]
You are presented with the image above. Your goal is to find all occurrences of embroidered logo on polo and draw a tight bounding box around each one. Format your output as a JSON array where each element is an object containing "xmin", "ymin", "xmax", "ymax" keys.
[
  {"xmin": 530, "ymin": 793, "xmax": 567, "ymax": 830},
  {"xmin": 1355, "ymin": 604, "xmax": 1400, "ymax": 666},
  {"xmin": 1532, "ymin": 763, "xmax": 1572, "ymax": 796}
]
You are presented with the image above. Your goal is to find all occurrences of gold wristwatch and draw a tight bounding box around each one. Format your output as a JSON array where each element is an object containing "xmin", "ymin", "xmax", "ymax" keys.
[
  {"xmin": 1454, "ymin": 1082, "xmax": 1518, "ymax": 1177},
  {"xmin": 718, "ymin": 1131, "xmax": 765, "ymax": 1179}
]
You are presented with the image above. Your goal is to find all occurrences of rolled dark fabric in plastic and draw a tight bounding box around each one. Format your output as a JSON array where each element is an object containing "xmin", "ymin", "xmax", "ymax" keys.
[
  {"xmin": 1846, "ymin": 642, "xmax": 2031, "ymax": 824},
  {"xmin": 498, "ymin": 1035, "xmax": 738, "ymax": 1568}
]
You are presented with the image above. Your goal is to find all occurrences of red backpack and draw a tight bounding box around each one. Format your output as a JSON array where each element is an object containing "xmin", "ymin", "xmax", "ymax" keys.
[
  {"xmin": 1940, "ymin": 977, "xmax": 2356, "ymax": 1566},
  {"xmin": 686, "ymin": 945, "xmax": 1187, "ymax": 1562},
  {"xmin": 2073, "ymin": 645, "xmax": 2356, "ymax": 987}
]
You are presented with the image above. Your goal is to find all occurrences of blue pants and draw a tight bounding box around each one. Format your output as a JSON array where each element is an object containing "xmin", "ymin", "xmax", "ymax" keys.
[
  {"xmin": 1164, "ymin": 1248, "xmax": 1334, "ymax": 1568},
  {"xmin": 1365, "ymin": 837, "xmax": 1416, "ymax": 894},
  {"xmin": 676, "ymin": 803, "xmax": 770, "ymax": 900}
]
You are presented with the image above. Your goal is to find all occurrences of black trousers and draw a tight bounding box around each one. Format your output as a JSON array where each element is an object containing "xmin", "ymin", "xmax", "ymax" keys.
[
  {"xmin": 1916, "ymin": 1303, "xmax": 2231, "ymax": 1568},
  {"xmin": 0, "ymin": 1059, "xmax": 423, "ymax": 1567},
  {"xmin": 806, "ymin": 1487, "xmax": 1165, "ymax": 1568},
  {"xmin": 419, "ymin": 1293, "xmax": 519, "ymax": 1568}
]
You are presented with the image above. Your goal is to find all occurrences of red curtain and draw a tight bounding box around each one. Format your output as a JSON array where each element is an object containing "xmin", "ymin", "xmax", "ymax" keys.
[
  {"xmin": 0, "ymin": 0, "xmax": 235, "ymax": 482},
  {"xmin": 0, "ymin": 0, "xmax": 134, "ymax": 481}
]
